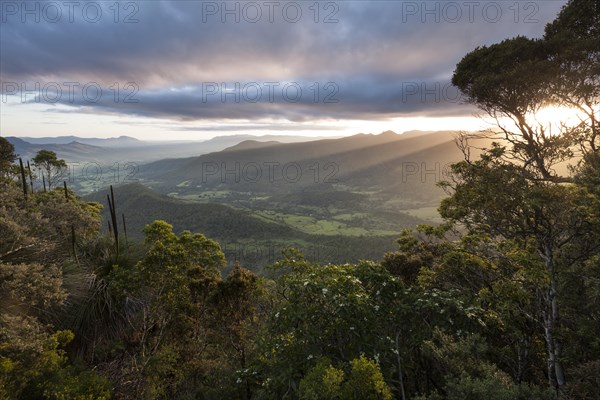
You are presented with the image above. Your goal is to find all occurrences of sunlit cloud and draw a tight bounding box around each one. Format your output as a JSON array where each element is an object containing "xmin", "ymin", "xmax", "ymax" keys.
[{"xmin": 0, "ymin": 0, "xmax": 568, "ymax": 139}]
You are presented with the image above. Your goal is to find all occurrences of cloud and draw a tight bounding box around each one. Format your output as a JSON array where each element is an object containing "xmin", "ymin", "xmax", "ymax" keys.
[
  {"xmin": 0, "ymin": 0, "xmax": 567, "ymax": 123},
  {"xmin": 6, "ymin": 74, "xmax": 476, "ymax": 121}
]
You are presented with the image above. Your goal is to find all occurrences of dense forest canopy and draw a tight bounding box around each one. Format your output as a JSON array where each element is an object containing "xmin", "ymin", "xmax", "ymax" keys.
[{"xmin": 1, "ymin": 0, "xmax": 599, "ymax": 399}]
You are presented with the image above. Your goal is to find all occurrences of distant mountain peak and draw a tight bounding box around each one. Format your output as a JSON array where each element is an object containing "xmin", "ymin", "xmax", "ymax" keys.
[
  {"xmin": 223, "ymin": 140, "xmax": 282, "ymax": 152},
  {"xmin": 116, "ymin": 135, "xmax": 141, "ymax": 141}
]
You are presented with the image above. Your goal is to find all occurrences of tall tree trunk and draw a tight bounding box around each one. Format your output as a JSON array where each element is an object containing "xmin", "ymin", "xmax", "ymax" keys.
[
  {"xmin": 395, "ymin": 330, "xmax": 407, "ymax": 400},
  {"xmin": 19, "ymin": 158, "xmax": 28, "ymax": 201},
  {"xmin": 122, "ymin": 213, "xmax": 129, "ymax": 250},
  {"xmin": 26, "ymin": 161, "xmax": 34, "ymax": 193},
  {"xmin": 107, "ymin": 186, "xmax": 119, "ymax": 258},
  {"xmin": 541, "ymin": 243, "xmax": 565, "ymax": 389}
]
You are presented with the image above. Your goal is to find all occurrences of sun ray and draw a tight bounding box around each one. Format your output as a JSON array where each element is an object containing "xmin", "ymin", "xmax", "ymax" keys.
[{"xmin": 527, "ymin": 106, "xmax": 587, "ymax": 136}]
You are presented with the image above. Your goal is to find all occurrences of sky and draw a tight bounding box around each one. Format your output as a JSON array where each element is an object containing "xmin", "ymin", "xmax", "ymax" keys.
[{"xmin": 0, "ymin": 0, "xmax": 569, "ymax": 140}]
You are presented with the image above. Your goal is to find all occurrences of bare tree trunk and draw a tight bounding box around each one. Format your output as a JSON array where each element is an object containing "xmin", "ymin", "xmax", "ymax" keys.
[
  {"xmin": 19, "ymin": 158, "xmax": 28, "ymax": 201},
  {"xmin": 26, "ymin": 161, "xmax": 34, "ymax": 193},
  {"xmin": 107, "ymin": 186, "xmax": 119, "ymax": 258},
  {"xmin": 395, "ymin": 331, "xmax": 407, "ymax": 400},
  {"xmin": 541, "ymin": 243, "xmax": 565, "ymax": 389}
]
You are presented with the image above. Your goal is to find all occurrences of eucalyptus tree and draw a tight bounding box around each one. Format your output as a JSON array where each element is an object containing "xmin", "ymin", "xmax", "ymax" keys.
[
  {"xmin": 32, "ymin": 149, "xmax": 67, "ymax": 190},
  {"xmin": 447, "ymin": 0, "xmax": 600, "ymax": 390}
]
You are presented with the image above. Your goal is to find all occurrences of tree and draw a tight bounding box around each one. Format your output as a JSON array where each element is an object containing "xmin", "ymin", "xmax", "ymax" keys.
[
  {"xmin": 298, "ymin": 359, "xmax": 345, "ymax": 400},
  {"xmin": 104, "ymin": 220, "xmax": 227, "ymax": 398},
  {"xmin": 0, "ymin": 317, "xmax": 111, "ymax": 400},
  {"xmin": 448, "ymin": 0, "xmax": 600, "ymax": 390},
  {"xmin": 0, "ymin": 137, "xmax": 16, "ymax": 176},
  {"xmin": 0, "ymin": 176, "xmax": 109, "ymax": 399},
  {"xmin": 451, "ymin": 36, "xmax": 573, "ymax": 183},
  {"xmin": 298, "ymin": 356, "xmax": 393, "ymax": 400},
  {"xmin": 254, "ymin": 249, "xmax": 478, "ymax": 399},
  {"xmin": 342, "ymin": 356, "xmax": 394, "ymax": 400},
  {"xmin": 32, "ymin": 150, "xmax": 67, "ymax": 190},
  {"xmin": 544, "ymin": 0, "xmax": 599, "ymax": 154},
  {"xmin": 0, "ymin": 179, "xmax": 102, "ymax": 265},
  {"xmin": 416, "ymin": 330, "xmax": 554, "ymax": 400},
  {"xmin": 207, "ymin": 263, "xmax": 272, "ymax": 399}
]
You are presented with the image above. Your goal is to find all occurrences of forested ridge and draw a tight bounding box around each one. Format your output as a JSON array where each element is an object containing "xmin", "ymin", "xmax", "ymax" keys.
[{"xmin": 1, "ymin": 0, "xmax": 599, "ymax": 398}]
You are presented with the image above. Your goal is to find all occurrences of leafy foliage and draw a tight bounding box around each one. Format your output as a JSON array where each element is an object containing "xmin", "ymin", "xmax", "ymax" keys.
[
  {"xmin": 1, "ymin": 1, "xmax": 599, "ymax": 398},
  {"xmin": 32, "ymin": 149, "xmax": 67, "ymax": 190}
]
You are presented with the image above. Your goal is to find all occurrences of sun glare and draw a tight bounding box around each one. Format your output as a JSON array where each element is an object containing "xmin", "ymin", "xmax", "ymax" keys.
[{"xmin": 528, "ymin": 106, "xmax": 586, "ymax": 135}]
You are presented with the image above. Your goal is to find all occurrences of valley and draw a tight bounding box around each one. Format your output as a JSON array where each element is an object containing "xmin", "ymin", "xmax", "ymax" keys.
[{"xmin": 7, "ymin": 130, "xmax": 476, "ymax": 270}]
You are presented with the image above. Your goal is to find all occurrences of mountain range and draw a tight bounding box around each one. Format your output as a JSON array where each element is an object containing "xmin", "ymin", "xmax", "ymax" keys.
[
  {"xmin": 139, "ymin": 130, "xmax": 476, "ymax": 208},
  {"xmin": 10, "ymin": 129, "xmax": 490, "ymax": 268},
  {"xmin": 3, "ymin": 134, "xmax": 330, "ymax": 164}
]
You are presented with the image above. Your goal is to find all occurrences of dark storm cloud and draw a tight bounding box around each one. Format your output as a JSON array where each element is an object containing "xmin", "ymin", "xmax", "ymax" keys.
[
  {"xmin": 0, "ymin": 0, "xmax": 567, "ymax": 121},
  {"xmin": 12, "ymin": 74, "xmax": 475, "ymax": 120}
]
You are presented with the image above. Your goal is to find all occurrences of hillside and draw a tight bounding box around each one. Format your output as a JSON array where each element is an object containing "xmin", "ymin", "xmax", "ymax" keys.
[
  {"xmin": 84, "ymin": 183, "xmax": 421, "ymax": 269},
  {"xmin": 4, "ymin": 134, "xmax": 337, "ymax": 195},
  {"xmin": 11, "ymin": 135, "xmax": 143, "ymax": 147},
  {"xmin": 141, "ymin": 130, "xmax": 458, "ymax": 192},
  {"xmin": 223, "ymin": 140, "xmax": 283, "ymax": 151},
  {"xmin": 12, "ymin": 130, "xmax": 485, "ymax": 266},
  {"xmin": 7, "ymin": 137, "xmax": 109, "ymax": 163},
  {"xmin": 138, "ymin": 130, "xmax": 476, "ymax": 219},
  {"xmin": 4, "ymin": 134, "xmax": 328, "ymax": 165}
]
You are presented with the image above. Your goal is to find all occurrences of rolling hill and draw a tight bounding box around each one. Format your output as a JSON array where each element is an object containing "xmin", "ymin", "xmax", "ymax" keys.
[
  {"xmin": 84, "ymin": 183, "xmax": 418, "ymax": 270},
  {"xmin": 23, "ymin": 130, "xmax": 489, "ymax": 267},
  {"xmin": 3, "ymin": 134, "xmax": 328, "ymax": 165},
  {"xmin": 138, "ymin": 130, "xmax": 473, "ymax": 212}
]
